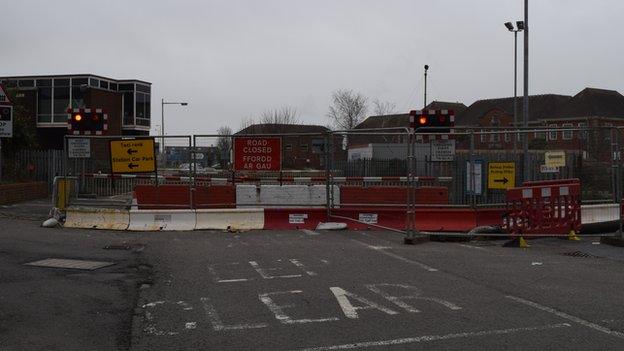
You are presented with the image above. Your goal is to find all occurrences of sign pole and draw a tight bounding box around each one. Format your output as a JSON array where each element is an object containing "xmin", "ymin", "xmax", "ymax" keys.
[{"xmin": 0, "ymin": 138, "xmax": 3, "ymax": 182}]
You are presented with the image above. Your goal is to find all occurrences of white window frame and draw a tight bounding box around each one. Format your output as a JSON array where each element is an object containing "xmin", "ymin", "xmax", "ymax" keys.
[
  {"xmin": 504, "ymin": 132, "xmax": 510, "ymax": 143},
  {"xmin": 562, "ymin": 123, "xmax": 573, "ymax": 140},
  {"xmin": 578, "ymin": 122, "xmax": 587, "ymax": 140},
  {"xmin": 548, "ymin": 124, "xmax": 558, "ymax": 141},
  {"xmin": 490, "ymin": 132, "xmax": 500, "ymax": 142},
  {"xmin": 480, "ymin": 129, "xmax": 486, "ymax": 142}
]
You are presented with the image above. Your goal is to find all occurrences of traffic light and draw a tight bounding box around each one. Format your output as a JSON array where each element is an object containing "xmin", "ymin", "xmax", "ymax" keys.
[
  {"xmin": 409, "ymin": 109, "xmax": 454, "ymax": 133},
  {"xmin": 67, "ymin": 108, "xmax": 108, "ymax": 135}
]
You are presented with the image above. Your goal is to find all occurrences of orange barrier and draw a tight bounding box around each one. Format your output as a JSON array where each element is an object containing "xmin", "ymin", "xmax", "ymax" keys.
[{"xmin": 504, "ymin": 179, "xmax": 581, "ymax": 236}]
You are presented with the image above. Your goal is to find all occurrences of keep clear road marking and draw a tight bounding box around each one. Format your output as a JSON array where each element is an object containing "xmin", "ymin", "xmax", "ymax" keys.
[
  {"xmin": 506, "ymin": 295, "xmax": 624, "ymax": 339},
  {"xmin": 291, "ymin": 323, "xmax": 571, "ymax": 351},
  {"xmin": 351, "ymin": 239, "xmax": 438, "ymax": 272}
]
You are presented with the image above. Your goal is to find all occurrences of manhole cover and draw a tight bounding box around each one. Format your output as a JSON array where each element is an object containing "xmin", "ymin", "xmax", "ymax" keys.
[{"xmin": 25, "ymin": 258, "xmax": 115, "ymax": 270}]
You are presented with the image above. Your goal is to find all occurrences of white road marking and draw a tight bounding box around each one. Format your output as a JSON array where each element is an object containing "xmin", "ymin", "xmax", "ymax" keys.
[
  {"xmin": 200, "ymin": 297, "xmax": 268, "ymax": 331},
  {"xmin": 351, "ymin": 239, "xmax": 438, "ymax": 272},
  {"xmin": 249, "ymin": 260, "xmax": 302, "ymax": 279},
  {"xmin": 366, "ymin": 283, "xmax": 461, "ymax": 313},
  {"xmin": 142, "ymin": 301, "xmax": 165, "ymax": 308},
  {"xmin": 289, "ymin": 259, "xmax": 317, "ymax": 276},
  {"xmin": 185, "ymin": 322, "xmax": 197, "ymax": 330},
  {"xmin": 176, "ymin": 301, "xmax": 193, "ymax": 311},
  {"xmin": 329, "ymin": 287, "xmax": 398, "ymax": 319},
  {"xmin": 208, "ymin": 263, "xmax": 250, "ymax": 283},
  {"xmin": 259, "ymin": 290, "xmax": 339, "ymax": 324},
  {"xmin": 301, "ymin": 229, "xmax": 320, "ymax": 236},
  {"xmin": 458, "ymin": 244, "xmax": 488, "ymax": 251},
  {"xmin": 506, "ymin": 295, "xmax": 624, "ymax": 339},
  {"xmin": 291, "ymin": 323, "xmax": 571, "ymax": 350}
]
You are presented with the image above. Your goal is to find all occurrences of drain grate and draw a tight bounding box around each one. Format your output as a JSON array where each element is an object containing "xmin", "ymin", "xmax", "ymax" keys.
[
  {"xmin": 561, "ymin": 251, "xmax": 599, "ymax": 258},
  {"xmin": 25, "ymin": 258, "xmax": 115, "ymax": 270}
]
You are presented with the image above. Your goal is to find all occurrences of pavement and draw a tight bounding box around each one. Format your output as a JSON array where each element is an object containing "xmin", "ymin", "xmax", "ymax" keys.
[{"xmin": 2, "ymin": 203, "xmax": 624, "ymax": 350}]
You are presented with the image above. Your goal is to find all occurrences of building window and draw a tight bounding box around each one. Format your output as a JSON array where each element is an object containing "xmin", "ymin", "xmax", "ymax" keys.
[
  {"xmin": 37, "ymin": 87, "xmax": 52, "ymax": 123},
  {"xmin": 578, "ymin": 122, "xmax": 587, "ymax": 140},
  {"xmin": 19, "ymin": 79, "xmax": 34, "ymax": 87},
  {"xmin": 285, "ymin": 144, "xmax": 292, "ymax": 152},
  {"xmin": 110, "ymin": 82, "xmax": 118, "ymax": 91},
  {"xmin": 311, "ymin": 139, "xmax": 324, "ymax": 153},
  {"xmin": 54, "ymin": 78, "xmax": 70, "ymax": 87},
  {"xmin": 89, "ymin": 78, "xmax": 100, "ymax": 87},
  {"xmin": 562, "ymin": 123, "xmax": 573, "ymax": 140},
  {"xmin": 123, "ymin": 91, "xmax": 134, "ymax": 125},
  {"xmin": 480, "ymin": 129, "xmax": 486, "ymax": 142},
  {"xmin": 300, "ymin": 144, "xmax": 308, "ymax": 152},
  {"xmin": 490, "ymin": 132, "xmax": 500, "ymax": 142},
  {"xmin": 53, "ymin": 86, "xmax": 70, "ymax": 123},
  {"xmin": 534, "ymin": 131, "xmax": 546, "ymax": 139},
  {"xmin": 72, "ymin": 77, "xmax": 88, "ymax": 86},
  {"xmin": 71, "ymin": 86, "xmax": 85, "ymax": 108},
  {"xmin": 504, "ymin": 132, "xmax": 510, "ymax": 143},
  {"xmin": 100, "ymin": 80, "xmax": 109, "ymax": 90},
  {"xmin": 548, "ymin": 124, "xmax": 557, "ymax": 141},
  {"xmin": 36, "ymin": 79, "xmax": 51, "ymax": 87}
]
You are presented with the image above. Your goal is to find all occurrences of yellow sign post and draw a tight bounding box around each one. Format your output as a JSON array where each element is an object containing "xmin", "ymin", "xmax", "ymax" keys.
[
  {"xmin": 488, "ymin": 162, "xmax": 515, "ymax": 189},
  {"xmin": 545, "ymin": 151, "xmax": 566, "ymax": 168},
  {"xmin": 109, "ymin": 138, "xmax": 156, "ymax": 173}
]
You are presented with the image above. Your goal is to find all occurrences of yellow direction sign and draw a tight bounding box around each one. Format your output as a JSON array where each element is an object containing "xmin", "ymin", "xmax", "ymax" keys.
[
  {"xmin": 545, "ymin": 151, "xmax": 566, "ymax": 168},
  {"xmin": 109, "ymin": 138, "xmax": 156, "ymax": 173},
  {"xmin": 488, "ymin": 162, "xmax": 515, "ymax": 189}
]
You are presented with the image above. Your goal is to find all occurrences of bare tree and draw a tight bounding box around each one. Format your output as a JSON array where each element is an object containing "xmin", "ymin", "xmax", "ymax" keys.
[
  {"xmin": 372, "ymin": 99, "xmax": 397, "ymax": 116},
  {"xmin": 238, "ymin": 116, "xmax": 255, "ymax": 132},
  {"xmin": 327, "ymin": 89, "xmax": 368, "ymax": 130},
  {"xmin": 260, "ymin": 106, "xmax": 299, "ymax": 125},
  {"xmin": 216, "ymin": 126, "xmax": 232, "ymax": 167}
]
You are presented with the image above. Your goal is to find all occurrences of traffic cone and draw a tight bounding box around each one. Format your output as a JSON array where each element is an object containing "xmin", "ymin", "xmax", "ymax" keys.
[
  {"xmin": 503, "ymin": 236, "xmax": 530, "ymax": 248},
  {"xmin": 567, "ymin": 230, "xmax": 581, "ymax": 241}
]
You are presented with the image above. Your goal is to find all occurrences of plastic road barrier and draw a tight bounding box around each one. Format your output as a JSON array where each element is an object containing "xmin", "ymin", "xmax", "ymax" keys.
[
  {"xmin": 64, "ymin": 207, "xmax": 130, "ymax": 230},
  {"xmin": 127, "ymin": 209, "xmax": 196, "ymax": 231},
  {"xmin": 195, "ymin": 208, "xmax": 265, "ymax": 230}
]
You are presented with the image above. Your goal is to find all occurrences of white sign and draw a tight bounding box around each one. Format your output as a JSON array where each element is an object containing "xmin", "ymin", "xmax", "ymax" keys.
[
  {"xmin": 430, "ymin": 139, "xmax": 455, "ymax": 162},
  {"xmin": 68, "ymin": 138, "xmax": 91, "ymax": 158},
  {"xmin": 288, "ymin": 214, "xmax": 308, "ymax": 224},
  {"xmin": 358, "ymin": 213, "xmax": 378, "ymax": 224},
  {"xmin": 466, "ymin": 160, "xmax": 483, "ymax": 195},
  {"xmin": 540, "ymin": 165, "xmax": 559, "ymax": 173},
  {"xmin": 0, "ymin": 105, "xmax": 13, "ymax": 138}
]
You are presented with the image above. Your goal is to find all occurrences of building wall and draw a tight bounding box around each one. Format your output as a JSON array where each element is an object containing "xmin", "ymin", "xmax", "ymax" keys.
[{"xmin": 87, "ymin": 89, "xmax": 122, "ymax": 135}]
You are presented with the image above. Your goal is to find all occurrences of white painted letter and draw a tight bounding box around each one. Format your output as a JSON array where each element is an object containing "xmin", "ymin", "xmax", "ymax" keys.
[
  {"xmin": 208, "ymin": 262, "xmax": 252, "ymax": 283},
  {"xmin": 329, "ymin": 287, "xmax": 398, "ymax": 319},
  {"xmin": 366, "ymin": 283, "xmax": 462, "ymax": 312},
  {"xmin": 201, "ymin": 297, "xmax": 267, "ymax": 331},
  {"xmin": 249, "ymin": 260, "xmax": 302, "ymax": 279}
]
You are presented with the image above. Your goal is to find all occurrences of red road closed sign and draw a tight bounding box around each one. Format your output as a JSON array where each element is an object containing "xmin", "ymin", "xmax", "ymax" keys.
[{"xmin": 233, "ymin": 137, "xmax": 281, "ymax": 171}]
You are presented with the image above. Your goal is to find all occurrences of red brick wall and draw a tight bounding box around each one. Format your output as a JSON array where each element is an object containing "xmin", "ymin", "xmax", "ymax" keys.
[{"xmin": 0, "ymin": 182, "xmax": 48, "ymax": 205}]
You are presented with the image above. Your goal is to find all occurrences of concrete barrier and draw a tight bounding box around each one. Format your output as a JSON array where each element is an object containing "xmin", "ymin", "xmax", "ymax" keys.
[
  {"xmin": 127, "ymin": 209, "xmax": 196, "ymax": 231},
  {"xmin": 195, "ymin": 208, "xmax": 264, "ymax": 230},
  {"xmin": 64, "ymin": 207, "xmax": 130, "ymax": 230},
  {"xmin": 581, "ymin": 203, "xmax": 620, "ymax": 224},
  {"xmin": 236, "ymin": 185, "xmax": 340, "ymax": 207}
]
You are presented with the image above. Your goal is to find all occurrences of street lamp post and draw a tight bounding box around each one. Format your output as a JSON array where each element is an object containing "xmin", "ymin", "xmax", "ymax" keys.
[
  {"xmin": 523, "ymin": 0, "xmax": 530, "ymax": 182},
  {"xmin": 423, "ymin": 64, "xmax": 429, "ymax": 108},
  {"xmin": 161, "ymin": 99, "xmax": 188, "ymax": 166},
  {"xmin": 505, "ymin": 21, "xmax": 524, "ymax": 165}
]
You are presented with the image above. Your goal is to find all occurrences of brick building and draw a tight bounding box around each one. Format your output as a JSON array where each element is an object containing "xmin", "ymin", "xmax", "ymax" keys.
[
  {"xmin": 0, "ymin": 74, "xmax": 151, "ymax": 150},
  {"xmin": 234, "ymin": 124, "xmax": 346, "ymax": 169}
]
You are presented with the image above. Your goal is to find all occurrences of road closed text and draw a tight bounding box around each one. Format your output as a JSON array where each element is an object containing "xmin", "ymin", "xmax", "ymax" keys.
[{"xmin": 234, "ymin": 137, "xmax": 281, "ymax": 171}]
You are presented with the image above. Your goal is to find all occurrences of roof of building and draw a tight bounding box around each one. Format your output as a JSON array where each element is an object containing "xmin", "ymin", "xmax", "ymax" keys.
[
  {"xmin": 550, "ymin": 88, "xmax": 624, "ymax": 119},
  {"xmin": 0, "ymin": 74, "xmax": 151, "ymax": 85},
  {"xmin": 355, "ymin": 101, "xmax": 467, "ymax": 130},
  {"xmin": 235, "ymin": 123, "xmax": 329, "ymax": 135},
  {"xmin": 455, "ymin": 94, "xmax": 571, "ymax": 126}
]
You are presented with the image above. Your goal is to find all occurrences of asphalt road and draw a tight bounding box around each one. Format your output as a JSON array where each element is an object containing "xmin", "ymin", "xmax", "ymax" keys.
[
  {"xmin": 3, "ymin": 206, "xmax": 624, "ymax": 350},
  {"xmin": 131, "ymin": 229, "xmax": 624, "ymax": 351}
]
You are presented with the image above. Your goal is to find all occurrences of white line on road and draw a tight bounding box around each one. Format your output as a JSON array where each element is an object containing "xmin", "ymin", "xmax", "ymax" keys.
[
  {"xmin": 506, "ymin": 295, "xmax": 624, "ymax": 339},
  {"xmin": 351, "ymin": 239, "xmax": 438, "ymax": 272},
  {"xmin": 301, "ymin": 229, "xmax": 320, "ymax": 236},
  {"xmin": 289, "ymin": 259, "xmax": 317, "ymax": 276},
  {"xmin": 458, "ymin": 244, "xmax": 488, "ymax": 251},
  {"xmin": 291, "ymin": 323, "xmax": 571, "ymax": 350}
]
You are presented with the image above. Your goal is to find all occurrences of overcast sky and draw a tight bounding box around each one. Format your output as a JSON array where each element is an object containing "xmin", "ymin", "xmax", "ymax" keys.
[{"xmin": 2, "ymin": 0, "xmax": 623, "ymax": 135}]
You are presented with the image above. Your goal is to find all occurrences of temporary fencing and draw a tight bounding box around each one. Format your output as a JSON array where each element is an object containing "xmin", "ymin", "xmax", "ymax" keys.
[{"xmin": 56, "ymin": 125, "xmax": 624, "ymax": 239}]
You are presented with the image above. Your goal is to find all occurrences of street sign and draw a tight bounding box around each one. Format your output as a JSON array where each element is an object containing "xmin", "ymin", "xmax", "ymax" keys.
[
  {"xmin": 545, "ymin": 151, "xmax": 566, "ymax": 168},
  {"xmin": 109, "ymin": 138, "xmax": 156, "ymax": 173},
  {"xmin": 430, "ymin": 139, "xmax": 455, "ymax": 161},
  {"xmin": 68, "ymin": 138, "xmax": 91, "ymax": 158},
  {"xmin": 488, "ymin": 162, "xmax": 515, "ymax": 189},
  {"xmin": 540, "ymin": 165, "xmax": 559, "ymax": 173},
  {"xmin": 233, "ymin": 137, "xmax": 281, "ymax": 171},
  {"xmin": 466, "ymin": 160, "xmax": 483, "ymax": 195},
  {"xmin": 0, "ymin": 105, "xmax": 13, "ymax": 138}
]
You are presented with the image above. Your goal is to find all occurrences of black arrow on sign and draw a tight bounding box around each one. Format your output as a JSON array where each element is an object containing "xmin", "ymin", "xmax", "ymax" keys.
[
  {"xmin": 128, "ymin": 163, "xmax": 139, "ymax": 169},
  {"xmin": 493, "ymin": 177, "xmax": 509, "ymax": 184},
  {"xmin": 127, "ymin": 148, "xmax": 138, "ymax": 155}
]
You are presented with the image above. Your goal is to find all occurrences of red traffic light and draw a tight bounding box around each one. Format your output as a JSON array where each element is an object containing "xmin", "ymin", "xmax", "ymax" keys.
[
  {"xmin": 74, "ymin": 114, "xmax": 82, "ymax": 121},
  {"xmin": 418, "ymin": 116, "xmax": 428, "ymax": 125}
]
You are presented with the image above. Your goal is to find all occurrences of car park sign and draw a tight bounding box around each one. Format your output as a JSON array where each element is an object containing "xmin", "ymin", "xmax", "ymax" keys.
[{"xmin": 233, "ymin": 137, "xmax": 281, "ymax": 171}]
